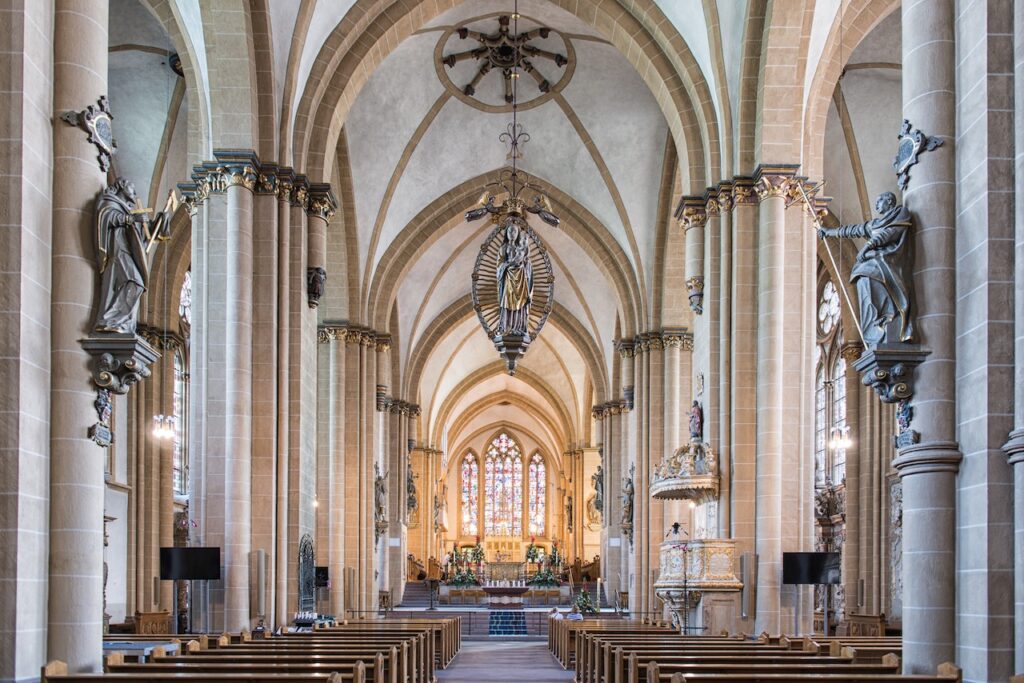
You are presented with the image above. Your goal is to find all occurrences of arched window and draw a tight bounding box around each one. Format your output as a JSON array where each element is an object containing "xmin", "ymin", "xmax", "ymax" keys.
[
  {"xmin": 484, "ymin": 433, "xmax": 522, "ymax": 536},
  {"xmin": 527, "ymin": 453, "xmax": 546, "ymax": 535},
  {"xmin": 172, "ymin": 350, "xmax": 188, "ymax": 494},
  {"xmin": 815, "ymin": 275, "xmax": 850, "ymax": 487},
  {"xmin": 831, "ymin": 357, "xmax": 847, "ymax": 483},
  {"xmin": 460, "ymin": 453, "xmax": 479, "ymax": 536},
  {"xmin": 179, "ymin": 269, "xmax": 192, "ymax": 332}
]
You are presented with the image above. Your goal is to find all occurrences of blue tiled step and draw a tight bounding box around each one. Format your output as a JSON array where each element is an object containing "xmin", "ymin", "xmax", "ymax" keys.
[{"xmin": 488, "ymin": 610, "xmax": 528, "ymax": 636}]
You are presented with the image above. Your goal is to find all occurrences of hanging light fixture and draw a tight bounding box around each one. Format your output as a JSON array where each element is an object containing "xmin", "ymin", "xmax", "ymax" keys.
[
  {"xmin": 828, "ymin": 425, "xmax": 852, "ymax": 451},
  {"xmin": 153, "ymin": 414, "xmax": 176, "ymax": 439},
  {"xmin": 466, "ymin": 0, "xmax": 559, "ymax": 375}
]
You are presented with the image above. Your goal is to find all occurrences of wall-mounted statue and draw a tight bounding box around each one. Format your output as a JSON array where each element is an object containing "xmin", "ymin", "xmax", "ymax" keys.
[
  {"xmin": 94, "ymin": 178, "xmax": 177, "ymax": 334},
  {"xmin": 373, "ymin": 464, "xmax": 388, "ymax": 543},
  {"xmin": 406, "ymin": 462, "xmax": 418, "ymax": 515},
  {"xmin": 591, "ymin": 464, "xmax": 604, "ymax": 516},
  {"xmin": 566, "ymin": 494, "xmax": 574, "ymax": 533},
  {"xmin": 621, "ymin": 464, "xmax": 635, "ymax": 546},
  {"xmin": 688, "ymin": 400, "xmax": 704, "ymax": 442},
  {"xmin": 495, "ymin": 216, "xmax": 533, "ymax": 336},
  {"xmin": 817, "ymin": 192, "xmax": 914, "ymax": 348}
]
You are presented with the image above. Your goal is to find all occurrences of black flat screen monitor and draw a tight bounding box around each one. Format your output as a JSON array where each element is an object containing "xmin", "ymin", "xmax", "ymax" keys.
[
  {"xmin": 315, "ymin": 566, "xmax": 329, "ymax": 587},
  {"xmin": 782, "ymin": 551, "xmax": 840, "ymax": 585},
  {"xmin": 160, "ymin": 547, "xmax": 221, "ymax": 581}
]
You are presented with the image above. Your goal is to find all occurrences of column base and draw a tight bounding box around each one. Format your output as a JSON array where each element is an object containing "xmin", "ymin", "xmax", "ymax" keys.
[
  {"xmin": 1003, "ymin": 429, "xmax": 1024, "ymax": 466},
  {"xmin": 893, "ymin": 441, "xmax": 961, "ymax": 476}
]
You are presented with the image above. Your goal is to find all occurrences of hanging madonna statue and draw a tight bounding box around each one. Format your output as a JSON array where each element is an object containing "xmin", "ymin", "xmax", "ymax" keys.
[
  {"xmin": 93, "ymin": 178, "xmax": 177, "ymax": 334},
  {"xmin": 495, "ymin": 215, "xmax": 533, "ymax": 336}
]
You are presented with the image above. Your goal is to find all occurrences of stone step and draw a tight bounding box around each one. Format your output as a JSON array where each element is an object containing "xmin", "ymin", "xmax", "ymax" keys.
[{"xmin": 488, "ymin": 610, "xmax": 528, "ymax": 636}]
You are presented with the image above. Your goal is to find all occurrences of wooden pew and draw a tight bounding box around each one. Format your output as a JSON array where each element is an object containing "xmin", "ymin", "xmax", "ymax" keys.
[
  {"xmin": 645, "ymin": 659, "xmax": 961, "ymax": 683},
  {"xmin": 43, "ymin": 658, "xmax": 368, "ymax": 683}
]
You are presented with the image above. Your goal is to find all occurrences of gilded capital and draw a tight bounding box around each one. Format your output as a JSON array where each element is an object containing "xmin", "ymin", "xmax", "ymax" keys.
[
  {"xmin": 753, "ymin": 164, "xmax": 800, "ymax": 202},
  {"xmin": 256, "ymin": 165, "xmax": 279, "ymax": 195},
  {"xmin": 731, "ymin": 179, "xmax": 757, "ymax": 206},
  {"xmin": 307, "ymin": 183, "xmax": 338, "ymax": 221},
  {"xmin": 675, "ymin": 196, "xmax": 707, "ymax": 230},
  {"xmin": 291, "ymin": 176, "xmax": 310, "ymax": 208},
  {"xmin": 716, "ymin": 182, "xmax": 734, "ymax": 213}
]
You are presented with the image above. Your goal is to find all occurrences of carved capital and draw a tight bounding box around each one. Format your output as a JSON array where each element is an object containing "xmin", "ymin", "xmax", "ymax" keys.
[
  {"xmin": 137, "ymin": 324, "xmax": 183, "ymax": 352},
  {"xmin": 291, "ymin": 176, "xmax": 310, "ymax": 208},
  {"xmin": 840, "ymin": 342, "xmax": 864, "ymax": 364},
  {"xmin": 616, "ymin": 340, "xmax": 635, "ymax": 358},
  {"xmin": 375, "ymin": 334, "xmax": 392, "ymax": 353},
  {"xmin": 662, "ymin": 328, "xmax": 693, "ymax": 350},
  {"xmin": 753, "ymin": 165, "xmax": 800, "ymax": 202},
  {"xmin": 716, "ymin": 182, "xmax": 734, "ymax": 213},
  {"xmin": 307, "ymin": 183, "xmax": 338, "ymax": 221},
  {"xmin": 731, "ymin": 178, "xmax": 757, "ymax": 206},
  {"xmin": 675, "ymin": 196, "xmax": 707, "ymax": 230},
  {"xmin": 276, "ymin": 168, "xmax": 295, "ymax": 201},
  {"xmin": 213, "ymin": 150, "xmax": 261, "ymax": 192}
]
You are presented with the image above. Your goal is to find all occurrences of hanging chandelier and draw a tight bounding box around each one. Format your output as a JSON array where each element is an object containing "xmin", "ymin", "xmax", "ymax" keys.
[{"xmin": 465, "ymin": 1, "xmax": 559, "ymax": 375}]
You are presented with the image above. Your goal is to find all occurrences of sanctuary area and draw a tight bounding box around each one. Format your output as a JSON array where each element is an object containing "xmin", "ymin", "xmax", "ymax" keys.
[{"xmin": 2, "ymin": 1, "xmax": 1024, "ymax": 682}]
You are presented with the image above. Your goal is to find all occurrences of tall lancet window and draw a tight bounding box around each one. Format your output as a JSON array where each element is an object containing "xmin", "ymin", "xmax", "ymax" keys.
[
  {"xmin": 815, "ymin": 277, "xmax": 849, "ymax": 487},
  {"xmin": 484, "ymin": 433, "xmax": 523, "ymax": 536},
  {"xmin": 461, "ymin": 453, "xmax": 479, "ymax": 536},
  {"xmin": 527, "ymin": 453, "xmax": 546, "ymax": 535}
]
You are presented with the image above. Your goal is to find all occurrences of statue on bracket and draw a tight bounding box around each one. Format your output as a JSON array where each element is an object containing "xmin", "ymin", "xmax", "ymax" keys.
[
  {"xmin": 373, "ymin": 464, "xmax": 388, "ymax": 543},
  {"xmin": 817, "ymin": 191, "xmax": 914, "ymax": 348},
  {"xmin": 621, "ymin": 464, "xmax": 635, "ymax": 547},
  {"xmin": 93, "ymin": 178, "xmax": 178, "ymax": 334},
  {"xmin": 688, "ymin": 400, "xmax": 704, "ymax": 442},
  {"xmin": 591, "ymin": 464, "xmax": 604, "ymax": 516}
]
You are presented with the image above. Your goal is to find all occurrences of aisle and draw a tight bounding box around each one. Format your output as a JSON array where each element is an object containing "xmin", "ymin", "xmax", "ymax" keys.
[{"xmin": 437, "ymin": 640, "xmax": 574, "ymax": 682}]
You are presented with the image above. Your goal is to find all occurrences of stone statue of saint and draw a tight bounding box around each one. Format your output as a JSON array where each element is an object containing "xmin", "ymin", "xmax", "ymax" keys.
[
  {"xmin": 688, "ymin": 400, "xmax": 703, "ymax": 441},
  {"xmin": 621, "ymin": 469, "xmax": 634, "ymax": 528},
  {"xmin": 374, "ymin": 465, "xmax": 387, "ymax": 522},
  {"xmin": 94, "ymin": 178, "xmax": 177, "ymax": 334},
  {"xmin": 495, "ymin": 216, "xmax": 533, "ymax": 336},
  {"xmin": 817, "ymin": 192, "xmax": 914, "ymax": 347},
  {"xmin": 591, "ymin": 465, "xmax": 604, "ymax": 514},
  {"xmin": 406, "ymin": 462, "xmax": 417, "ymax": 514},
  {"xmin": 566, "ymin": 494, "xmax": 574, "ymax": 531}
]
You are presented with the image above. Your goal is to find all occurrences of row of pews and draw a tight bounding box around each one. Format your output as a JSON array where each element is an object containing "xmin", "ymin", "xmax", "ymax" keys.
[
  {"xmin": 549, "ymin": 618, "xmax": 963, "ymax": 683},
  {"xmin": 43, "ymin": 617, "xmax": 460, "ymax": 683}
]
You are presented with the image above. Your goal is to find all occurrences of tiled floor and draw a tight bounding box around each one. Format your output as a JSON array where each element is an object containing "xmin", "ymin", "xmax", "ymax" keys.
[{"xmin": 437, "ymin": 640, "xmax": 574, "ymax": 682}]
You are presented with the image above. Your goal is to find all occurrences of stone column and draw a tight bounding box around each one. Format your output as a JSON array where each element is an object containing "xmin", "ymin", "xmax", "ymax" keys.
[
  {"xmin": 1007, "ymin": 0, "xmax": 1024, "ymax": 670},
  {"xmin": 219, "ymin": 152, "xmax": 257, "ymax": 632},
  {"xmin": 322, "ymin": 327, "xmax": 348, "ymax": 619},
  {"xmin": 681, "ymin": 198, "xmax": 706, "ymax": 316},
  {"xmin": 728, "ymin": 178, "xmax": 758, "ymax": 570},
  {"xmin": 840, "ymin": 343, "xmax": 862, "ymax": 621},
  {"xmin": 251, "ymin": 170, "xmax": 279, "ymax": 627},
  {"xmin": 895, "ymin": 0, "xmax": 961, "ymax": 672},
  {"xmin": 752, "ymin": 166, "xmax": 809, "ymax": 635},
  {"xmin": 716, "ymin": 183, "xmax": 734, "ymax": 533},
  {"xmin": 274, "ymin": 171, "xmax": 293, "ymax": 628},
  {"xmin": 306, "ymin": 184, "xmax": 335, "ymax": 310},
  {"xmin": 0, "ymin": 2, "xmax": 54, "ymax": 677},
  {"xmin": 48, "ymin": 0, "xmax": 108, "ymax": 671}
]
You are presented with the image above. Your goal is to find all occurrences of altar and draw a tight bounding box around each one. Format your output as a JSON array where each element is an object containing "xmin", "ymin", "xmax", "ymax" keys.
[{"xmin": 486, "ymin": 561, "xmax": 524, "ymax": 582}]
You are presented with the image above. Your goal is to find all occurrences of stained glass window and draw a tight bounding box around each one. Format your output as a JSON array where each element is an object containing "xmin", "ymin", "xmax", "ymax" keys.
[
  {"xmin": 179, "ymin": 269, "xmax": 192, "ymax": 327},
  {"xmin": 484, "ymin": 433, "xmax": 523, "ymax": 536},
  {"xmin": 814, "ymin": 368, "xmax": 826, "ymax": 487},
  {"xmin": 818, "ymin": 280, "xmax": 840, "ymax": 335},
  {"xmin": 831, "ymin": 357, "xmax": 847, "ymax": 483},
  {"xmin": 528, "ymin": 453, "xmax": 545, "ymax": 535},
  {"xmin": 461, "ymin": 453, "xmax": 479, "ymax": 536},
  {"xmin": 172, "ymin": 351, "xmax": 188, "ymax": 494}
]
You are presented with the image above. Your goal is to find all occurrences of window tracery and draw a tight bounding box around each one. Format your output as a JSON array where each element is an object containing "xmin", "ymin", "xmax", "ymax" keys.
[
  {"xmin": 461, "ymin": 453, "xmax": 479, "ymax": 536},
  {"xmin": 484, "ymin": 433, "xmax": 523, "ymax": 536},
  {"xmin": 528, "ymin": 452, "xmax": 545, "ymax": 535}
]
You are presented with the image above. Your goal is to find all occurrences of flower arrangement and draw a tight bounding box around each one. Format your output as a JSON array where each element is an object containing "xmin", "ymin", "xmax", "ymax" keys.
[
  {"xmin": 548, "ymin": 539, "xmax": 562, "ymax": 567},
  {"xmin": 572, "ymin": 584, "xmax": 598, "ymax": 614},
  {"xmin": 525, "ymin": 537, "xmax": 541, "ymax": 563},
  {"xmin": 528, "ymin": 568, "xmax": 560, "ymax": 587},
  {"xmin": 469, "ymin": 539, "xmax": 485, "ymax": 564},
  {"xmin": 448, "ymin": 568, "xmax": 481, "ymax": 587}
]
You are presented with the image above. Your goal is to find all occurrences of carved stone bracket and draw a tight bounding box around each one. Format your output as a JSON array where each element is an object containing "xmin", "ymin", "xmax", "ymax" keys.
[
  {"xmin": 851, "ymin": 343, "xmax": 930, "ymax": 404},
  {"xmin": 81, "ymin": 333, "xmax": 160, "ymax": 396}
]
